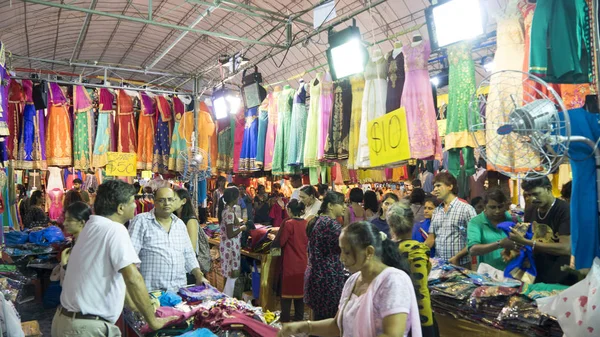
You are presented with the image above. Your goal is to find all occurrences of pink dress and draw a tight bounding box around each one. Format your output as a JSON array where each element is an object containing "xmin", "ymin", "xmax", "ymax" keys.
[
  {"xmin": 401, "ymin": 41, "xmax": 442, "ymax": 161},
  {"xmin": 219, "ymin": 206, "xmax": 241, "ymax": 277},
  {"xmin": 337, "ymin": 268, "xmax": 421, "ymax": 337},
  {"xmin": 47, "ymin": 188, "xmax": 64, "ymax": 221},
  {"xmin": 263, "ymin": 89, "xmax": 281, "ymax": 171}
]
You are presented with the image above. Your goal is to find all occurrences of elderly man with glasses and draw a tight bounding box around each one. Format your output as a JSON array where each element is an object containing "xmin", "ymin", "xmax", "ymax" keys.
[{"xmin": 129, "ymin": 187, "xmax": 208, "ymax": 291}]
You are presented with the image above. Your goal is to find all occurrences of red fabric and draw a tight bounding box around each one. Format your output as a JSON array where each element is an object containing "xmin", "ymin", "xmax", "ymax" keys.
[
  {"xmin": 221, "ymin": 312, "xmax": 278, "ymax": 337},
  {"xmin": 279, "ymin": 218, "xmax": 308, "ymax": 297},
  {"xmin": 249, "ymin": 227, "xmax": 270, "ymax": 249},
  {"xmin": 269, "ymin": 200, "xmax": 288, "ymax": 227}
]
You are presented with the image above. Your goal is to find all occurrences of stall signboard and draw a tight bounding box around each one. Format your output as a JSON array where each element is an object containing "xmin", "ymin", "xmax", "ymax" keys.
[
  {"xmin": 106, "ymin": 152, "xmax": 137, "ymax": 177},
  {"xmin": 367, "ymin": 107, "xmax": 411, "ymax": 167}
]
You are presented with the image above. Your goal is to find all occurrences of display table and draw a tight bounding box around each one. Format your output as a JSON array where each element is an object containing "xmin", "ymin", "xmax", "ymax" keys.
[
  {"xmin": 436, "ymin": 314, "xmax": 526, "ymax": 337},
  {"xmin": 207, "ymin": 237, "xmax": 279, "ymax": 311}
]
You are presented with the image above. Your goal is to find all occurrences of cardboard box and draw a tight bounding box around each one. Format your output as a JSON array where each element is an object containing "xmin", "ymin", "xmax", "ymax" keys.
[{"xmin": 21, "ymin": 320, "xmax": 41, "ymax": 337}]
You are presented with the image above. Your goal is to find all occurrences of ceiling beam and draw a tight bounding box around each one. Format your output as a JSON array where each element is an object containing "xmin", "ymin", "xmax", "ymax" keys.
[
  {"xmin": 187, "ymin": 0, "xmax": 290, "ymax": 24},
  {"xmin": 70, "ymin": 0, "xmax": 98, "ymax": 63},
  {"xmin": 148, "ymin": 0, "xmax": 152, "ymax": 20},
  {"xmin": 146, "ymin": 3, "xmax": 219, "ymax": 70},
  {"xmin": 20, "ymin": 0, "xmax": 287, "ymax": 49},
  {"xmin": 219, "ymin": 0, "xmax": 312, "ymax": 27}
]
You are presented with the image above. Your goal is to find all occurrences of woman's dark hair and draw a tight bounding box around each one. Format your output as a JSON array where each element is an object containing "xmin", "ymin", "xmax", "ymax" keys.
[
  {"xmin": 94, "ymin": 180, "xmax": 137, "ymax": 217},
  {"xmin": 433, "ymin": 172, "xmax": 458, "ymax": 195},
  {"xmin": 343, "ymin": 221, "xmax": 412, "ymax": 277},
  {"xmin": 300, "ymin": 185, "xmax": 317, "ymax": 198},
  {"xmin": 424, "ymin": 197, "xmax": 440, "ymax": 207},
  {"xmin": 409, "ymin": 188, "xmax": 426, "ymax": 205},
  {"xmin": 307, "ymin": 191, "xmax": 345, "ymax": 236},
  {"xmin": 561, "ymin": 181, "xmax": 572, "ymax": 200},
  {"xmin": 176, "ymin": 189, "xmax": 197, "ymax": 223},
  {"xmin": 65, "ymin": 201, "xmax": 92, "ymax": 223},
  {"xmin": 349, "ymin": 188, "xmax": 364, "ymax": 203},
  {"xmin": 30, "ymin": 190, "xmax": 44, "ymax": 207},
  {"xmin": 219, "ymin": 187, "xmax": 240, "ymax": 222},
  {"xmin": 63, "ymin": 190, "xmax": 83, "ymax": 209},
  {"xmin": 363, "ymin": 190, "xmax": 379, "ymax": 213},
  {"xmin": 317, "ymin": 184, "xmax": 329, "ymax": 198},
  {"xmin": 286, "ymin": 199, "xmax": 305, "ymax": 217},
  {"xmin": 471, "ymin": 196, "xmax": 484, "ymax": 208},
  {"xmin": 16, "ymin": 185, "xmax": 26, "ymax": 199},
  {"xmin": 380, "ymin": 192, "xmax": 400, "ymax": 215}
]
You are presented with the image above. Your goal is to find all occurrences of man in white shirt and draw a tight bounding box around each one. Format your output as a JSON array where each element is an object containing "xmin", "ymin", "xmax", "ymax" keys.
[
  {"xmin": 129, "ymin": 187, "xmax": 208, "ymax": 291},
  {"xmin": 52, "ymin": 180, "xmax": 173, "ymax": 337}
]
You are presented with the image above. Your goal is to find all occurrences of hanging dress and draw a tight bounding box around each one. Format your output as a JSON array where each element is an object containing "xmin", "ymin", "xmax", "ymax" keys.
[
  {"xmin": 217, "ymin": 118, "xmax": 233, "ymax": 172},
  {"xmin": 46, "ymin": 83, "xmax": 72, "ymax": 166},
  {"xmin": 116, "ymin": 90, "xmax": 136, "ymax": 154},
  {"xmin": 168, "ymin": 96, "xmax": 186, "ymax": 172},
  {"xmin": 401, "ymin": 41, "xmax": 443, "ymax": 161},
  {"xmin": 180, "ymin": 97, "xmax": 195, "ymax": 154},
  {"xmin": 264, "ymin": 88, "xmax": 281, "ymax": 171},
  {"xmin": 232, "ymin": 108, "xmax": 245, "ymax": 173},
  {"xmin": 239, "ymin": 106, "xmax": 260, "ymax": 172},
  {"xmin": 7, "ymin": 79, "xmax": 23, "ymax": 163},
  {"xmin": 304, "ymin": 75, "xmax": 322, "ymax": 169},
  {"xmin": 357, "ymin": 57, "xmax": 387, "ymax": 168},
  {"xmin": 73, "ymin": 85, "xmax": 94, "ymax": 170},
  {"xmin": 0, "ymin": 67, "xmax": 10, "ymax": 165},
  {"xmin": 197, "ymin": 103, "xmax": 215, "ymax": 171},
  {"xmin": 287, "ymin": 83, "xmax": 308, "ymax": 166},
  {"xmin": 324, "ymin": 79, "xmax": 352, "ymax": 161},
  {"xmin": 487, "ymin": 10, "xmax": 540, "ymax": 173},
  {"xmin": 317, "ymin": 73, "xmax": 334, "ymax": 161},
  {"xmin": 137, "ymin": 92, "xmax": 155, "ymax": 170},
  {"xmin": 347, "ymin": 75, "xmax": 365, "ymax": 170},
  {"xmin": 17, "ymin": 80, "xmax": 46, "ymax": 170},
  {"xmin": 386, "ymin": 51, "xmax": 406, "ymax": 113},
  {"xmin": 272, "ymin": 85, "xmax": 295, "ymax": 175},
  {"xmin": 153, "ymin": 96, "xmax": 172, "ymax": 174},
  {"xmin": 93, "ymin": 88, "xmax": 115, "ymax": 168},
  {"xmin": 255, "ymin": 97, "xmax": 269, "ymax": 168}
]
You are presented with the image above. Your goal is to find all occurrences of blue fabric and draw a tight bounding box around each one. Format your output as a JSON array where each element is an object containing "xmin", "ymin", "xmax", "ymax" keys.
[
  {"xmin": 496, "ymin": 221, "xmax": 536, "ymax": 280},
  {"xmin": 42, "ymin": 281, "xmax": 62, "ymax": 309},
  {"xmin": 180, "ymin": 328, "xmax": 217, "ymax": 337},
  {"xmin": 562, "ymin": 108, "xmax": 600, "ymax": 269},
  {"xmin": 370, "ymin": 217, "xmax": 390, "ymax": 238},
  {"xmin": 5, "ymin": 231, "xmax": 29, "ymax": 245},
  {"xmin": 21, "ymin": 104, "xmax": 36, "ymax": 161},
  {"xmin": 197, "ymin": 179, "xmax": 207, "ymax": 203},
  {"xmin": 256, "ymin": 108, "xmax": 268, "ymax": 165},
  {"xmin": 411, "ymin": 219, "xmax": 436, "ymax": 257},
  {"xmin": 239, "ymin": 106, "xmax": 259, "ymax": 171},
  {"xmin": 158, "ymin": 291, "xmax": 182, "ymax": 307},
  {"xmin": 29, "ymin": 226, "xmax": 65, "ymax": 246},
  {"xmin": 153, "ymin": 117, "xmax": 171, "ymax": 173}
]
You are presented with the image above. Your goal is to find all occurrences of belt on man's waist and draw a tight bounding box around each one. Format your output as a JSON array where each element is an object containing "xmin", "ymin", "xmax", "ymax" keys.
[{"xmin": 59, "ymin": 306, "xmax": 109, "ymax": 323}]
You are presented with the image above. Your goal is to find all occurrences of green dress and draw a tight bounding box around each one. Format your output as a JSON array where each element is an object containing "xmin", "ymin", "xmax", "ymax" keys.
[
  {"xmin": 73, "ymin": 87, "xmax": 94, "ymax": 170},
  {"xmin": 529, "ymin": 0, "xmax": 591, "ymax": 83},
  {"xmin": 168, "ymin": 112, "xmax": 186, "ymax": 172},
  {"xmin": 271, "ymin": 85, "xmax": 296, "ymax": 175},
  {"xmin": 445, "ymin": 41, "xmax": 484, "ymax": 150}
]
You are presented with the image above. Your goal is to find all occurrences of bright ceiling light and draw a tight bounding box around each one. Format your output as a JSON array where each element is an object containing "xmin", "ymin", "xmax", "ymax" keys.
[
  {"xmin": 212, "ymin": 86, "xmax": 240, "ymax": 120},
  {"xmin": 430, "ymin": 77, "xmax": 440, "ymax": 87},
  {"xmin": 326, "ymin": 20, "xmax": 368, "ymax": 81},
  {"xmin": 425, "ymin": 0, "xmax": 485, "ymax": 50}
]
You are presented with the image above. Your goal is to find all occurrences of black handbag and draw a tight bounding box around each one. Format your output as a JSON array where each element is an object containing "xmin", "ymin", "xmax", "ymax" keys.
[
  {"xmin": 241, "ymin": 66, "xmax": 267, "ymax": 109},
  {"xmin": 32, "ymin": 80, "xmax": 48, "ymax": 110}
]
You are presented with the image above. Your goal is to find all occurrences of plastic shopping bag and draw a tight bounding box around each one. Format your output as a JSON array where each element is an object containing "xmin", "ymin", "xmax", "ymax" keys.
[{"xmin": 536, "ymin": 257, "xmax": 600, "ymax": 337}]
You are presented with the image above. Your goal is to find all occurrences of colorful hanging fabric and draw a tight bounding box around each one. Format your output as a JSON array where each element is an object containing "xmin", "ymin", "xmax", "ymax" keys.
[
  {"xmin": 255, "ymin": 96, "xmax": 269, "ymax": 168},
  {"xmin": 232, "ymin": 109, "xmax": 245, "ymax": 173},
  {"xmin": 324, "ymin": 79, "xmax": 352, "ymax": 161},
  {"xmin": 239, "ymin": 106, "xmax": 260, "ymax": 172},
  {"xmin": 153, "ymin": 96, "xmax": 172, "ymax": 174},
  {"xmin": 272, "ymin": 85, "xmax": 295, "ymax": 175},
  {"xmin": 347, "ymin": 74, "xmax": 365, "ymax": 170},
  {"xmin": 73, "ymin": 85, "xmax": 94, "ymax": 170},
  {"xmin": 317, "ymin": 72, "xmax": 334, "ymax": 161},
  {"xmin": 287, "ymin": 83, "xmax": 307, "ymax": 167},
  {"xmin": 116, "ymin": 90, "xmax": 137, "ymax": 154},
  {"xmin": 264, "ymin": 88, "xmax": 280, "ymax": 171},
  {"xmin": 92, "ymin": 88, "xmax": 115, "ymax": 168},
  {"xmin": 168, "ymin": 96, "xmax": 186, "ymax": 172},
  {"xmin": 197, "ymin": 102, "xmax": 215, "ymax": 171},
  {"xmin": 7, "ymin": 78, "xmax": 23, "ymax": 163},
  {"xmin": 0, "ymin": 66, "xmax": 10, "ymax": 138},
  {"xmin": 17, "ymin": 80, "xmax": 46, "ymax": 170},
  {"xmin": 46, "ymin": 83, "xmax": 72, "ymax": 166},
  {"xmin": 137, "ymin": 92, "xmax": 155, "ymax": 170}
]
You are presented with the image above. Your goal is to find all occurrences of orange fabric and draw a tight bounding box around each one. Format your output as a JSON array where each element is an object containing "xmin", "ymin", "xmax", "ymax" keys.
[
  {"xmin": 137, "ymin": 114, "xmax": 155, "ymax": 170},
  {"xmin": 117, "ymin": 90, "xmax": 136, "ymax": 153},
  {"xmin": 560, "ymin": 83, "xmax": 593, "ymax": 110},
  {"xmin": 46, "ymin": 104, "xmax": 72, "ymax": 166},
  {"xmin": 181, "ymin": 111, "xmax": 195, "ymax": 148},
  {"xmin": 197, "ymin": 102, "xmax": 215, "ymax": 151}
]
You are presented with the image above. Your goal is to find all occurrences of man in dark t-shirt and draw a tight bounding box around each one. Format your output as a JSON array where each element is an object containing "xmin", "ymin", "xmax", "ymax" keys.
[{"xmin": 509, "ymin": 177, "xmax": 575, "ymax": 285}]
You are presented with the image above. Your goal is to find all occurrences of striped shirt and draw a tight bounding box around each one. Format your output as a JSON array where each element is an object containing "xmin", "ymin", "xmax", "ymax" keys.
[{"xmin": 429, "ymin": 197, "xmax": 477, "ymax": 265}]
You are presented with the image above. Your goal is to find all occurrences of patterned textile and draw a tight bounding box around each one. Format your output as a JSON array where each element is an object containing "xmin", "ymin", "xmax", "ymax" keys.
[
  {"xmin": 219, "ymin": 206, "xmax": 241, "ymax": 277},
  {"xmin": 0, "ymin": 66, "xmax": 10, "ymax": 138},
  {"xmin": 92, "ymin": 88, "xmax": 114, "ymax": 168},
  {"xmin": 305, "ymin": 215, "xmax": 347, "ymax": 318},
  {"xmin": 317, "ymin": 72, "xmax": 334, "ymax": 161},
  {"xmin": 303, "ymin": 77, "xmax": 321, "ymax": 169},
  {"xmin": 386, "ymin": 50, "xmax": 406, "ymax": 113},
  {"xmin": 137, "ymin": 92, "xmax": 155, "ymax": 170},
  {"xmin": 324, "ymin": 79, "xmax": 352, "ymax": 160},
  {"xmin": 239, "ymin": 106, "xmax": 259, "ymax": 172},
  {"xmin": 287, "ymin": 84, "xmax": 307, "ymax": 166},
  {"xmin": 347, "ymin": 75, "xmax": 365, "ymax": 170},
  {"xmin": 153, "ymin": 96, "xmax": 172, "ymax": 174},
  {"xmin": 217, "ymin": 125, "xmax": 232, "ymax": 172},
  {"xmin": 73, "ymin": 86, "xmax": 94, "ymax": 170},
  {"xmin": 429, "ymin": 197, "xmax": 477, "ymax": 265},
  {"xmin": 117, "ymin": 90, "xmax": 136, "ymax": 154},
  {"xmin": 168, "ymin": 96, "xmax": 187, "ymax": 172},
  {"xmin": 255, "ymin": 98, "xmax": 269, "ymax": 167},
  {"xmin": 7, "ymin": 79, "xmax": 23, "ymax": 162},
  {"xmin": 398, "ymin": 240, "xmax": 433, "ymax": 329},
  {"xmin": 46, "ymin": 83, "xmax": 72, "ymax": 166},
  {"xmin": 271, "ymin": 86, "xmax": 295, "ymax": 175},
  {"xmin": 263, "ymin": 89, "xmax": 280, "ymax": 171},
  {"xmin": 129, "ymin": 209, "xmax": 200, "ymax": 291}
]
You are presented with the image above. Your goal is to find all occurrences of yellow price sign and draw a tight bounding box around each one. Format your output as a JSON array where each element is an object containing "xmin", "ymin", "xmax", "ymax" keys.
[
  {"xmin": 367, "ymin": 107, "xmax": 411, "ymax": 167},
  {"xmin": 106, "ymin": 152, "xmax": 137, "ymax": 177}
]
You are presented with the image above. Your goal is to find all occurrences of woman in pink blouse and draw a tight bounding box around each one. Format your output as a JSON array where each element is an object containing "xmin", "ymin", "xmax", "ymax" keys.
[{"xmin": 278, "ymin": 221, "xmax": 422, "ymax": 337}]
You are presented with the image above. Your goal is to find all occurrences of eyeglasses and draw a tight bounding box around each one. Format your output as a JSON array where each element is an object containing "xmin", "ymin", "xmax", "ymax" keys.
[{"xmin": 157, "ymin": 198, "xmax": 176, "ymax": 204}]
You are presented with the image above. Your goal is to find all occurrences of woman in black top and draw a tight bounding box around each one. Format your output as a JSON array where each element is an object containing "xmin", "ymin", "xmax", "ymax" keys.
[
  {"xmin": 174, "ymin": 188, "xmax": 212, "ymax": 275},
  {"xmin": 23, "ymin": 190, "xmax": 49, "ymax": 229}
]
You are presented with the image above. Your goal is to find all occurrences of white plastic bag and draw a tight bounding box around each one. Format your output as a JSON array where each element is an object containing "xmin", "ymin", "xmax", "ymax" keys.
[{"xmin": 537, "ymin": 257, "xmax": 600, "ymax": 337}]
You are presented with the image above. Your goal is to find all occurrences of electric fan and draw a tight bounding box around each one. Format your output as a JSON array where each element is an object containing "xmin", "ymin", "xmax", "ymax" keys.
[
  {"xmin": 180, "ymin": 146, "xmax": 209, "ymax": 182},
  {"xmin": 468, "ymin": 70, "xmax": 574, "ymax": 180}
]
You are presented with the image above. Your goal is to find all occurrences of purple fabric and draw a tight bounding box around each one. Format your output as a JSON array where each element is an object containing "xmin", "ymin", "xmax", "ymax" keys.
[
  {"xmin": 22, "ymin": 80, "xmax": 33, "ymax": 102},
  {"xmin": 48, "ymin": 83, "xmax": 66, "ymax": 105},
  {"xmin": 140, "ymin": 306, "xmax": 203, "ymax": 333},
  {"xmin": 140, "ymin": 92, "xmax": 155, "ymax": 116},
  {"xmin": 37, "ymin": 107, "xmax": 46, "ymax": 161},
  {"xmin": 179, "ymin": 285, "xmax": 225, "ymax": 302}
]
